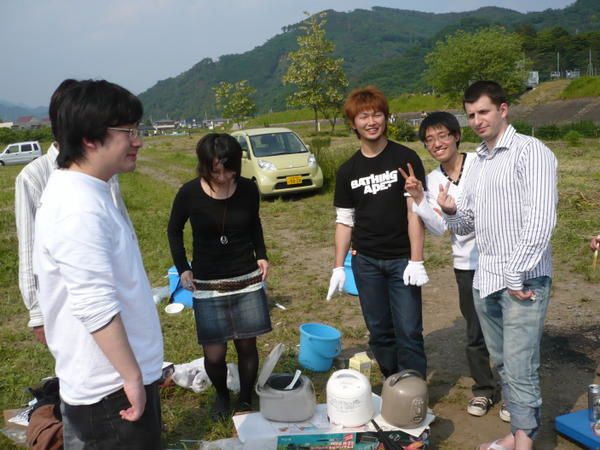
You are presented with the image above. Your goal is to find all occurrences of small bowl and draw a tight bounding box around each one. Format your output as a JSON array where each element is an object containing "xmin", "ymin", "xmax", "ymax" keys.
[{"xmin": 165, "ymin": 303, "xmax": 184, "ymax": 314}]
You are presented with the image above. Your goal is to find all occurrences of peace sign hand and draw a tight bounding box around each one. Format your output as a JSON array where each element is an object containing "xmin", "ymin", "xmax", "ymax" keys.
[
  {"xmin": 398, "ymin": 163, "xmax": 424, "ymax": 204},
  {"xmin": 437, "ymin": 181, "xmax": 457, "ymax": 215}
]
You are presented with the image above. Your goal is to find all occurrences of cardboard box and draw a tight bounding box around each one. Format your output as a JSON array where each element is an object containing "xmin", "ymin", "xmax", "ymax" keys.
[{"xmin": 349, "ymin": 352, "xmax": 372, "ymax": 379}]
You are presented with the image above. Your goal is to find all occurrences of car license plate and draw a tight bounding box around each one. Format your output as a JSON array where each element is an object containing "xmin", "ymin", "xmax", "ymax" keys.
[{"xmin": 286, "ymin": 175, "xmax": 302, "ymax": 185}]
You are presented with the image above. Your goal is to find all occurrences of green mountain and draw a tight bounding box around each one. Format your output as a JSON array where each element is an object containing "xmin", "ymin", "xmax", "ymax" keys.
[{"xmin": 139, "ymin": 0, "xmax": 600, "ymax": 120}]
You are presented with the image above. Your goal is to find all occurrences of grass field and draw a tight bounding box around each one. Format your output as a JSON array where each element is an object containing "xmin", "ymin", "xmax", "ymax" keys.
[{"xmin": 0, "ymin": 131, "xmax": 598, "ymax": 449}]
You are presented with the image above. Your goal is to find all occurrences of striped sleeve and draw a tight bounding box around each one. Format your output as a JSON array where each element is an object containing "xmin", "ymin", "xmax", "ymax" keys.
[
  {"xmin": 503, "ymin": 141, "xmax": 557, "ymax": 290},
  {"xmin": 15, "ymin": 171, "xmax": 45, "ymax": 327}
]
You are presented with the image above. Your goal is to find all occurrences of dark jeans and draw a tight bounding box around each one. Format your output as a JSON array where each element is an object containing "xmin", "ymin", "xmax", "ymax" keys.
[
  {"xmin": 352, "ymin": 253, "xmax": 426, "ymax": 378},
  {"xmin": 61, "ymin": 381, "xmax": 162, "ymax": 450},
  {"xmin": 454, "ymin": 269, "xmax": 499, "ymax": 401}
]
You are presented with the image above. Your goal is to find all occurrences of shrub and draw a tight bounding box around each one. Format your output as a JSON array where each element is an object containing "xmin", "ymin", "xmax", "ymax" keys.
[
  {"xmin": 460, "ymin": 126, "xmax": 479, "ymax": 143},
  {"xmin": 564, "ymin": 130, "xmax": 582, "ymax": 146},
  {"xmin": 388, "ymin": 121, "xmax": 417, "ymax": 142},
  {"xmin": 535, "ymin": 125, "xmax": 562, "ymax": 140},
  {"xmin": 561, "ymin": 121, "xmax": 599, "ymax": 138}
]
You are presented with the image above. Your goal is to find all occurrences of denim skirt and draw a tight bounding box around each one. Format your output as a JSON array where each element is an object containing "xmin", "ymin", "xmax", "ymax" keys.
[{"xmin": 193, "ymin": 287, "xmax": 272, "ymax": 344}]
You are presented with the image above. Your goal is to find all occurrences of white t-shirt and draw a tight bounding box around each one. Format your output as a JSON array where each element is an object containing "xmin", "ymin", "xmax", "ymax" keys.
[
  {"xmin": 33, "ymin": 170, "xmax": 163, "ymax": 405},
  {"xmin": 412, "ymin": 152, "xmax": 478, "ymax": 270}
]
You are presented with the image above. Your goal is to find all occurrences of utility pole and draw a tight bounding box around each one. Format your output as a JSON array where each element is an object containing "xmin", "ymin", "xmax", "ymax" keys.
[{"xmin": 587, "ymin": 48, "xmax": 595, "ymax": 77}]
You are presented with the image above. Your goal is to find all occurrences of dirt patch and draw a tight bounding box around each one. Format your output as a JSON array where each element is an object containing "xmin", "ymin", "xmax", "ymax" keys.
[
  {"xmin": 135, "ymin": 156, "xmax": 182, "ymax": 189},
  {"xmin": 422, "ymin": 265, "xmax": 599, "ymax": 449}
]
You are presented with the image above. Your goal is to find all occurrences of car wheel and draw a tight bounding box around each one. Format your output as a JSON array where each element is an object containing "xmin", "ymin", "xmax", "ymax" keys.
[{"xmin": 0, "ymin": 161, "xmax": 4, "ymax": 166}]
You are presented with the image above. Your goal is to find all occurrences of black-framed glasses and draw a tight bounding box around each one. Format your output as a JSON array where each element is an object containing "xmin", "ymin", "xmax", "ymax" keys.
[{"xmin": 107, "ymin": 127, "xmax": 142, "ymax": 139}]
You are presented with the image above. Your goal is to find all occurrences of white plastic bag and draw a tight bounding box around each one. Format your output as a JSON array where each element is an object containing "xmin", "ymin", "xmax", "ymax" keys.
[{"xmin": 172, "ymin": 358, "xmax": 240, "ymax": 394}]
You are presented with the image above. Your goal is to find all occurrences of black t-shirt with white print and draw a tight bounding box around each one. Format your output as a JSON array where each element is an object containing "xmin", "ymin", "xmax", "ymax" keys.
[{"xmin": 334, "ymin": 140, "xmax": 426, "ymax": 260}]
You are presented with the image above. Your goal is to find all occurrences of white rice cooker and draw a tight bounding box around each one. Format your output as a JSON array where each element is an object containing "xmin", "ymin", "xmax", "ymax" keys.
[
  {"xmin": 255, "ymin": 343, "xmax": 316, "ymax": 422},
  {"xmin": 326, "ymin": 369, "xmax": 374, "ymax": 427}
]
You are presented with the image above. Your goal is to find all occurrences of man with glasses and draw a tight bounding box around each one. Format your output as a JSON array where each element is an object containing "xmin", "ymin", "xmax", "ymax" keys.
[
  {"xmin": 33, "ymin": 80, "xmax": 163, "ymax": 449},
  {"xmin": 401, "ymin": 111, "xmax": 502, "ymax": 420},
  {"xmin": 15, "ymin": 79, "xmax": 132, "ymax": 346}
]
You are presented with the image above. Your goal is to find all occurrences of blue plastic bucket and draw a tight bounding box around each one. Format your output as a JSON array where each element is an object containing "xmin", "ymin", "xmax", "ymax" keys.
[
  {"xmin": 343, "ymin": 251, "xmax": 358, "ymax": 296},
  {"xmin": 168, "ymin": 266, "xmax": 193, "ymax": 307},
  {"xmin": 298, "ymin": 323, "xmax": 342, "ymax": 372}
]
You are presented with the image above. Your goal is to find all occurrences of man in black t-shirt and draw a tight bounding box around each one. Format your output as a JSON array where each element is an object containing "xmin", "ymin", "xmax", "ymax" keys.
[{"xmin": 326, "ymin": 86, "xmax": 429, "ymax": 378}]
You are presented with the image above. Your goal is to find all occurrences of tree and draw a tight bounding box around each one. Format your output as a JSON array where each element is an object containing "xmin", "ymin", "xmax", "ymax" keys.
[
  {"xmin": 283, "ymin": 12, "xmax": 348, "ymax": 133},
  {"xmin": 213, "ymin": 80, "xmax": 256, "ymax": 128},
  {"xmin": 424, "ymin": 27, "xmax": 531, "ymax": 100}
]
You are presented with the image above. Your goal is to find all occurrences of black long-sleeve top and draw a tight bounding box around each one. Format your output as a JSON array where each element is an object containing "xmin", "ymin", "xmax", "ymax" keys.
[{"xmin": 167, "ymin": 177, "xmax": 267, "ymax": 280}]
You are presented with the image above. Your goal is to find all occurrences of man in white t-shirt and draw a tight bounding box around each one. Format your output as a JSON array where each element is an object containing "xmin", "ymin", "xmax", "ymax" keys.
[
  {"xmin": 400, "ymin": 111, "xmax": 503, "ymax": 420},
  {"xmin": 33, "ymin": 79, "xmax": 163, "ymax": 450}
]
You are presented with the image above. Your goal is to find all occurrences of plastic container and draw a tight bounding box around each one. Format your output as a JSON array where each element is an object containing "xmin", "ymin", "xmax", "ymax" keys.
[
  {"xmin": 168, "ymin": 266, "xmax": 193, "ymax": 307},
  {"xmin": 343, "ymin": 252, "xmax": 358, "ymax": 296},
  {"xmin": 298, "ymin": 323, "xmax": 342, "ymax": 372}
]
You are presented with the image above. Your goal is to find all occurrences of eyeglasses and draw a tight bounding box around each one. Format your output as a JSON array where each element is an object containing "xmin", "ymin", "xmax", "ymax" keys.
[
  {"xmin": 424, "ymin": 132, "xmax": 454, "ymax": 147},
  {"xmin": 107, "ymin": 127, "xmax": 142, "ymax": 139}
]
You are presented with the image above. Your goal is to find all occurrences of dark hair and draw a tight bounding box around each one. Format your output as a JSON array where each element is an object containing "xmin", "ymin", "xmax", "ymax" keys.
[
  {"xmin": 49, "ymin": 79, "xmax": 78, "ymax": 141},
  {"xmin": 463, "ymin": 80, "xmax": 508, "ymax": 108},
  {"xmin": 418, "ymin": 111, "xmax": 461, "ymax": 148},
  {"xmin": 343, "ymin": 86, "xmax": 389, "ymax": 138},
  {"xmin": 56, "ymin": 80, "xmax": 143, "ymax": 168},
  {"xmin": 195, "ymin": 133, "xmax": 242, "ymax": 188}
]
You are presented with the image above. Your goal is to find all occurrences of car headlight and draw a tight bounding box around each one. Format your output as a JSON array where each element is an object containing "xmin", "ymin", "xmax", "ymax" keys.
[
  {"xmin": 257, "ymin": 159, "xmax": 276, "ymax": 171},
  {"xmin": 308, "ymin": 153, "xmax": 317, "ymax": 168}
]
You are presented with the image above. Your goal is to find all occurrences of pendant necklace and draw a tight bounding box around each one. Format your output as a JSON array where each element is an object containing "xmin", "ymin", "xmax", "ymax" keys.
[{"xmin": 218, "ymin": 182, "xmax": 232, "ymax": 245}]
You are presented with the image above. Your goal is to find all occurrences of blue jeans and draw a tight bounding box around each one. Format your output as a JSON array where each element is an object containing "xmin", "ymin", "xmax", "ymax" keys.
[
  {"xmin": 473, "ymin": 276, "xmax": 551, "ymax": 438},
  {"xmin": 61, "ymin": 381, "xmax": 162, "ymax": 450},
  {"xmin": 352, "ymin": 253, "xmax": 426, "ymax": 378}
]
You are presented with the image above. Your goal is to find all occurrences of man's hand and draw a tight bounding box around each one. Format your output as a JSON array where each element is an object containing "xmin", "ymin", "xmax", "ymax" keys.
[
  {"xmin": 32, "ymin": 326, "xmax": 47, "ymax": 346},
  {"xmin": 120, "ymin": 379, "xmax": 146, "ymax": 422},
  {"xmin": 257, "ymin": 259, "xmax": 269, "ymax": 281},
  {"xmin": 508, "ymin": 288, "xmax": 535, "ymax": 301},
  {"xmin": 180, "ymin": 270, "xmax": 194, "ymax": 291},
  {"xmin": 437, "ymin": 181, "xmax": 457, "ymax": 215},
  {"xmin": 403, "ymin": 261, "xmax": 429, "ymax": 286},
  {"xmin": 326, "ymin": 267, "xmax": 345, "ymax": 301},
  {"xmin": 398, "ymin": 163, "xmax": 425, "ymax": 204}
]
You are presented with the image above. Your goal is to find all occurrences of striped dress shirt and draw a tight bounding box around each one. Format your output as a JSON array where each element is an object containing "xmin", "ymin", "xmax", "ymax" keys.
[
  {"xmin": 15, "ymin": 144, "xmax": 131, "ymax": 327},
  {"xmin": 444, "ymin": 125, "xmax": 558, "ymax": 298}
]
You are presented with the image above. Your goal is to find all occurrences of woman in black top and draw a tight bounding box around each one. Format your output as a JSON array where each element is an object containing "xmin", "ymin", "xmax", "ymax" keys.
[{"xmin": 167, "ymin": 133, "xmax": 271, "ymax": 419}]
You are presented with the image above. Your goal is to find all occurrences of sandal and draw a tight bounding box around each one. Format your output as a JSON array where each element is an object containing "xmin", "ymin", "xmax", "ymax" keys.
[{"xmin": 475, "ymin": 439, "xmax": 512, "ymax": 450}]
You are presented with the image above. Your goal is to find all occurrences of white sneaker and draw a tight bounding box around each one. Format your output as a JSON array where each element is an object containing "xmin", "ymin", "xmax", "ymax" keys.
[
  {"xmin": 499, "ymin": 403, "xmax": 511, "ymax": 422},
  {"xmin": 467, "ymin": 396, "xmax": 492, "ymax": 417}
]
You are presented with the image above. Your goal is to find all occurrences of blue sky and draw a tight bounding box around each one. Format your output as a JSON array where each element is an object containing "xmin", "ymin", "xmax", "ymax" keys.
[{"xmin": 1, "ymin": 0, "xmax": 575, "ymax": 107}]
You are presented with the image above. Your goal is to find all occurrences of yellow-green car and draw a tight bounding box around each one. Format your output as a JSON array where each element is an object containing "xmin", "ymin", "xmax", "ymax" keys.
[{"xmin": 231, "ymin": 127, "xmax": 324, "ymax": 197}]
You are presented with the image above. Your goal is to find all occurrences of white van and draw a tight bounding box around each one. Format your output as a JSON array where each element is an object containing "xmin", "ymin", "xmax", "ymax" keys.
[{"xmin": 0, "ymin": 141, "xmax": 42, "ymax": 166}]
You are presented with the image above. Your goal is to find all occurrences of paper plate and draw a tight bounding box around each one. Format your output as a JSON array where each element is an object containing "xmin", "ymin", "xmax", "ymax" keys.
[{"xmin": 165, "ymin": 303, "xmax": 184, "ymax": 314}]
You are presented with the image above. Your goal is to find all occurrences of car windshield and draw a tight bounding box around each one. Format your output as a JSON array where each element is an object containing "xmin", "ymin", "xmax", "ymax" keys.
[{"xmin": 249, "ymin": 132, "xmax": 307, "ymax": 157}]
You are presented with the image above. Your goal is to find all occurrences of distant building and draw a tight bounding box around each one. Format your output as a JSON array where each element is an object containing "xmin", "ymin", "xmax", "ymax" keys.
[
  {"xmin": 201, "ymin": 118, "xmax": 229, "ymax": 129},
  {"xmin": 565, "ymin": 69, "xmax": 581, "ymax": 79},
  {"xmin": 0, "ymin": 122, "xmax": 14, "ymax": 129},
  {"xmin": 153, "ymin": 119, "xmax": 177, "ymax": 132},
  {"xmin": 527, "ymin": 71, "xmax": 540, "ymax": 88},
  {"xmin": 14, "ymin": 116, "xmax": 44, "ymax": 129}
]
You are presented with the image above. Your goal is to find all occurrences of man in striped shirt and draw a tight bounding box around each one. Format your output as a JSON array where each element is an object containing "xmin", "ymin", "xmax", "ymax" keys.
[{"xmin": 438, "ymin": 81, "xmax": 557, "ymax": 450}]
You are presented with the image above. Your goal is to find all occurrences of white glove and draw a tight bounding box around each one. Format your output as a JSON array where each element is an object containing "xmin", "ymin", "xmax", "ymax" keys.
[
  {"xmin": 403, "ymin": 261, "xmax": 429, "ymax": 286},
  {"xmin": 326, "ymin": 267, "xmax": 346, "ymax": 301}
]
